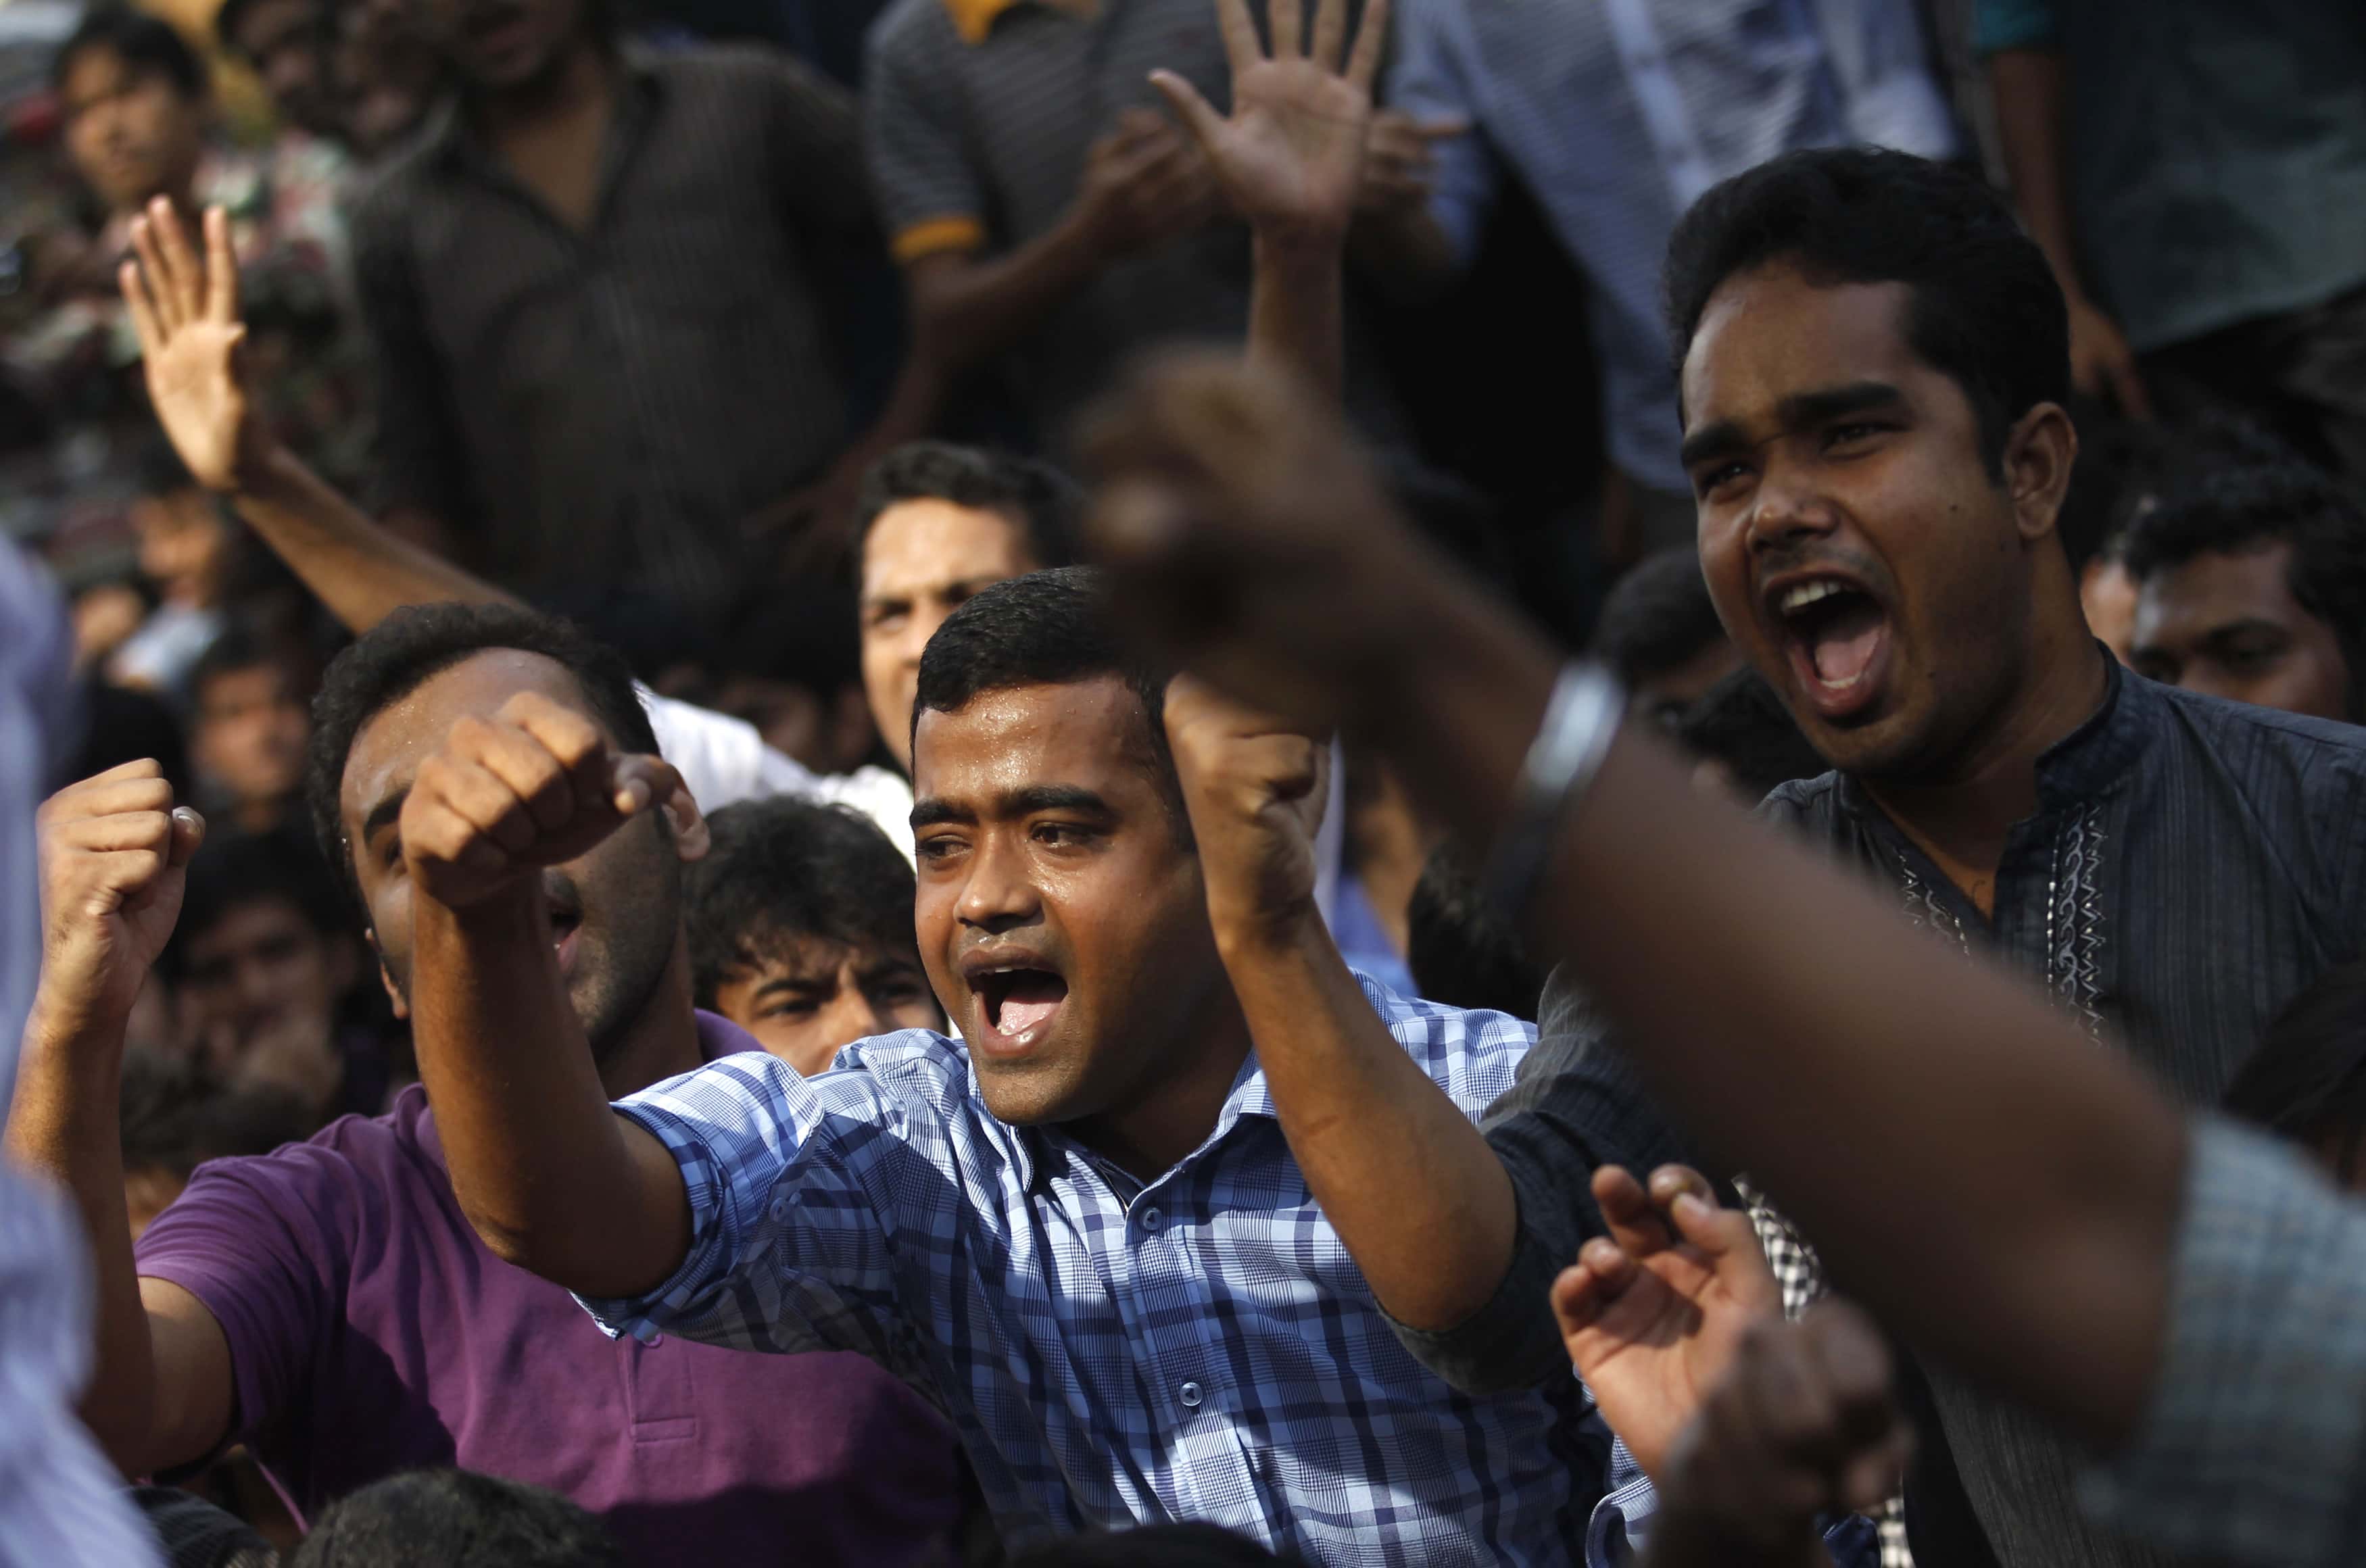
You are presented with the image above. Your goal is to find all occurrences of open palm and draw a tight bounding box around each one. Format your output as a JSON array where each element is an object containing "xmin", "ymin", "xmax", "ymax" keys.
[
  {"xmin": 1155, "ymin": 0, "xmax": 1386, "ymax": 243},
  {"xmin": 120, "ymin": 199, "xmax": 270, "ymax": 492}
]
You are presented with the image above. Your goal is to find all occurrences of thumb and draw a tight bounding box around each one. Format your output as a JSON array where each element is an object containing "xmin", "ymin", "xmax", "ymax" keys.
[
  {"xmin": 1150, "ymin": 69, "xmax": 1227, "ymax": 152},
  {"xmin": 168, "ymin": 806, "xmax": 207, "ymax": 868},
  {"xmin": 608, "ymin": 754, "xmax": 689, "ymax": 820}
]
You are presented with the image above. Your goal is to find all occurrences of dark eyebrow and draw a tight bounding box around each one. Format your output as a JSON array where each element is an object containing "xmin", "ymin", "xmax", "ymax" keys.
[
  {"xmin": 1679, "ymin": 382, "xmax": 1907, "ymax": 472},
  {"xmin": 359, "ymin": 786, "xmax": 410, "ymax": 849},
  {"xmin": 751, "ymin": 972, "xmax": 834, "ymax": 1001},
  {"xmin": 910, "ymin": 783, "xmax": 1116, "ymax": 831}
]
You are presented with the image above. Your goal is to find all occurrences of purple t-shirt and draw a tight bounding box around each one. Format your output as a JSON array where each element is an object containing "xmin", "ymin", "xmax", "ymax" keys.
[{"xmin": 135, "ymin": 1014, "xmax": 967, "ymax": 1566}]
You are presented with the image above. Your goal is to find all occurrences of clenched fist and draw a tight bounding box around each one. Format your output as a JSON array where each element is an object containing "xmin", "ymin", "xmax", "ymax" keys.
[
  {"xmin": 1165, "ymin": 675, "xmax": 1329, "ymax": 944},
  {"xmin": 34, "ymin": 760, "xmax": 206, "ymax": 1033},
  {"xmin": 400, "ymin": 691, "xmax": 692, "ymax": 911}
]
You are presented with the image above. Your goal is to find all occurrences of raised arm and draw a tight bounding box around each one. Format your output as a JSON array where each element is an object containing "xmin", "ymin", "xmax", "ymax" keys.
[
  {"xmin": 1080, "ymin": 356, "xmax": 2183, "ymax": 1449},
  {"xmin": 397, "ymin": 693, "xmax": 692, "ymax": 1298},
  {"xmin": 121, "ymin": 200, "xmax": 510, "ymax": 634},
  {"xmin": 3, "ymin": 764, "xmax": 235, "ymax": 1477}
]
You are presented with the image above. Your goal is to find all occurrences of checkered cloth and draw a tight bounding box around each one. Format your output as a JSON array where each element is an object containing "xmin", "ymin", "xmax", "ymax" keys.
[{"xmin": 579, "ymin": 977, "xmax": 1599, "ymax": 1563}]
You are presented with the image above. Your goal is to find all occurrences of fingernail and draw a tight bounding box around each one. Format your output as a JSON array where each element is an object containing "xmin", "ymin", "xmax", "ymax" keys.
[{"xmin": 1672, "ymin": 1192, "xmax": 1710, "ymax": 1222}]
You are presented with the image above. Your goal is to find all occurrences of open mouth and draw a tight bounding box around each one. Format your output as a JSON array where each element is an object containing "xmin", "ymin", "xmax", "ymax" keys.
[
  {"xmin": 969, "ymin": 964, "xmax": 1069, "ymax": 1048},
  {"xmin": 1769, "ymin": 577, "xmax": 1892, "ymax": 722}
]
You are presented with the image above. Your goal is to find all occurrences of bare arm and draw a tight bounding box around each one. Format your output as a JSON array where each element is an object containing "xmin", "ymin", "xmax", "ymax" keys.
[
  {"xmin": 397, "ymin": 695, "xmax": 693, "ymax": 1297},
  {"xmin": 1082, "ymin": 358, "xmax": 2182, "ymax": 1448},
  {"xmin": 3, "ymin": 764, "xmax": 235, "ymax": 1477},
  {"xmin": 122, "ymin": 201, "xmax": 512, "ymax": 635}
]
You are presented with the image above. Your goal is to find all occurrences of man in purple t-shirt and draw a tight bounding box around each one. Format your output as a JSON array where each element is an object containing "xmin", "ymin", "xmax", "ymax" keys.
[{"xmin": 4, "ymin": 606, "xmax": 969, "ymax": 1566}]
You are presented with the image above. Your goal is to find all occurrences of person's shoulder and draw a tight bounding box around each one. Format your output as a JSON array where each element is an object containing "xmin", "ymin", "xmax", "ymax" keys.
[
  {"xmin": 2154, "ymin": 680, "xmax": 2366, "ymax": 769},
  {"xmin": 1756, "ymin": 768, "xmax": 1847, "ymax": 823},
  {"xmin": 831, "ymin": 1026, "xmax": 976, "ymax": 1100},
  {"xmin": 867, "ymin": 0, "xmax": 961, "ymax": 66},
  {"xmin": 1352, "ymin": 971, "xmax": 1536, "ymax": 1097}
]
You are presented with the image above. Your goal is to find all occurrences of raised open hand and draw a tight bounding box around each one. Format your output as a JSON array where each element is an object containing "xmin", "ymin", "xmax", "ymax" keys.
[
  {"xmin": 1153, "ymin": 0, "xmax": 1388, "ymax": 247},
  {"xmin": 1551, "ymin": 1164, "xmax": 1783, "ymax": 1486},
  {"xmin": 119, "ymin": 199, "xmax": 274, "ymax": 493}
]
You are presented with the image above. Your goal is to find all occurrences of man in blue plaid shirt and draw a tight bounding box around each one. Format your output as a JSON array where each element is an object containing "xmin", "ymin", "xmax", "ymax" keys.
[{"xmin": 391, "ymin": 564, "xmax": 1603, "ymax": 1560}]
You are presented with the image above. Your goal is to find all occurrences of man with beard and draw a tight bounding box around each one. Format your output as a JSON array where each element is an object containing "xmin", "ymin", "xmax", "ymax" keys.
[{"xmin": 2, "ymin": 608, "xmax": 971, "ymax": 1566}]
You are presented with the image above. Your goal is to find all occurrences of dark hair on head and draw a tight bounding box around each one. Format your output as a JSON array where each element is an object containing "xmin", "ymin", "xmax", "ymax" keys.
[
  {"xmin": 135, "ymin": 438, "xmax": 199, "ymax": 501},
  {"xmin": 2222, "ymin": 958, "xmax": 2366, "ymax": 1185},
  {"xmin": 1406, "ymin": 846, "xmax": 1543, "ymax": 1021},
  {"xmin": 289, "ymin": 1469, "xmax": 625, "ymax": 1568},
  {"xmin": 1591, "ymin": 548, "xmax": 1725, "ymax": 687},
  {"xmin": 119, "ymin": 1047, "xmax": 312, "ymax": 1178},
  {"xmin": 2119, "ymin": 453, "xmax": 2366, "ymax": 719},
  {"xmin": 687, "ymin": 800, "xmax": 917, "ymax": 1009},
  {"xmin": 1009, "ymin": 1523, "xmax": 1295, "ymax": 1568},
  {"xmin": 214, "ymin": 0, "xmax": 318, "ymax": 61},
  {"xmin": 912, "ymin": 566, "xmax": 1186, "ymax": 840},
  {"xmin": 1663, "ymin": 148, "xmax": 2068, "ymax": 474},
  {"xmin": 1674, "ymin": 665, "xmax": 1831, "ymax": 802},
  {"xmin": 856, "ymin": 442, "xmax": 1082, "ymax": 572},
  {"xmin": 55, "ymin": 681, "xmax": 189, "ymax": 802},
  {"xmin": 53, "ymin": 6, "xmax": 206, "ymax": 98},
  {"xmin": 304, "ymin": 604, "xmax": 657, "ymax": 917},
  {"xmin": 192, "ymin": 618, "xmax": 313, "ymax": 709},
  {"xmin": 167, "ymin": 826, "xmax": 349, "ymax": 983}
]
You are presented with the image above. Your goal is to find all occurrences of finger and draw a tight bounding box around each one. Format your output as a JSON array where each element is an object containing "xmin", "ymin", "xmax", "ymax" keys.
[
  {"xmin": 1344, "ymin": 0, "xmax": 1389, "ymax": 91},
  {"xmin": 1409, "ymin": 114, "xmax": 1472, "ymax": 141},
  {"xmin": 151, "ymin": 197, "xmax": 205, "ymax": 324},
  {"xmin": 53, "ymin": 773, "xmax": 176, "ymax": 821},
  {"xmin": 58, "ymin": 810, "xmax": 176, "ymax": 856},
  {"xmin": 1213, "ymin": 0, "xmax": 1261, "ymax": 71},
  {"xmin": 119, "ymin": 260, "xmax": 166, "ymax": 353},
  {"xmin": 168, "ymin": 806, "xmax": 207, "ymax": 867},
  {"xmin": 1660, "ymin": 1184, "xmax": 1782, "ymax": 1311},
  {"xmin": 423, "ymin": 751, "xmax": 540, "ymax": 856},
  {"xmin": 1549, "ymin": 1258, "xmax": 1612, "ymax": 1338},
  {"xmin": 1270, "ymin": 0, "xmax": 1302, "ymax": 59},
  {"xmin": 1310, "ymin": 0, "xmax": 1345, "ymax": 70},
  {"xmin": 1150, "ymin": 70, "xmax": 1229, "ymax": 153},
  {"xmin": 1592, "ymin": 1164, "xmax": 1677, "ymax": 1259},
  {"xmin": 1112, "ymin": 105, "xmax": 1171, "ymax": 145},
  {"xmin": 405, "ymin": 798, "xmax": 516, "ymax": 881},
  {"xmin": 609, "ymin": 754, "xmax": 687, "ymax": 818},
  {"xmin": 129, "ymin": 218, "xmax": 183, "ymax": 333},
  {"xmin": 466, "ymin": 721, "xmax": 579, "ymax": 835},
  {"xmin": 500, "ymin": 691, "xmax": 613, "ymax": 783},
  {"xmin": 202, "ymin": 205, "xmax": 239, "ymax": 324}
]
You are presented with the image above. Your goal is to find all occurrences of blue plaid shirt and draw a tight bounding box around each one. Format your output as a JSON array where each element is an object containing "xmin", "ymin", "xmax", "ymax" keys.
[{"xmin": 580, "ymin": 985, "xmax": 1601, "ymax": 1561}]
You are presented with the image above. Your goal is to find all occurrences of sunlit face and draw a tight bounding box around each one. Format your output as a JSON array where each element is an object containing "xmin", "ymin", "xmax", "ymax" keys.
[
  {"xmin": 341, "ymin": 650, "xmax": 695, "ymax": 1061},
  {"xmin": 2131, "ymin": 542, "xmax": 2352, "ymax": 722},
  {"xmin": 59, "ymin": 47, "xmax": 205, "ymax": 216},
  {"xmin": 860, "ymin": 501, "xmax": 1038, "ymax": 773},
  {"xmin": 909, "ymin": 678, "xmax": 1224, "ymax": 1133},
  {"xmin": 195, "ymin": 662, "xmax": 310, "ymax": 811},
  {"xmin": 1683, "ymin": 266, "xmax": 2048, "ymax": 781},
  {"xmin": 711, "ymin": 936, "xmax": 938, "ymax": 1077},
  {"xmin": 425, "ymin": 0, "xmax": 585, "ymax": 91},
  {"xmin": 231, "ymin": 0, "xmax": 337, "ymax": 139}
]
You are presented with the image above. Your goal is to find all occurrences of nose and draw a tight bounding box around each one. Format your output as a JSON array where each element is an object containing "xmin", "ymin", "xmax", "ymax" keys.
[
  {"xmin": 817, "ymin": 987, "xmax": 896, "ymax": 1054},
  {"xmin": 1743, "ymin": 460, "xmax": 1840, "ymax": 556},
  {"xmin": 955, "ymin": 833, "xmax": 1041, "ymax": 933}
]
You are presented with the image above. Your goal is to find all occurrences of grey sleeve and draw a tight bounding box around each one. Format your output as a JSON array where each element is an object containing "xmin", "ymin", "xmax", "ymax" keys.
[
  {"xmin": 1386, "ymin": 966, "xmax": 1697, "ymax": 1395},
  {"xmin": 863, "ymin": 7, "xmax": 990, "ymax": 255}
]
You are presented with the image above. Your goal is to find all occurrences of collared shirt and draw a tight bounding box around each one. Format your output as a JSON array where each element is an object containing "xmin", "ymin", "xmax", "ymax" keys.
[
  {"xmin": 352, "ymin": 45, "xmax": 869, "ymax": 616},
  {"xmin": 1386, "ymin": 0, "xmax": 1956, "ymax": 493},
  {"xmin": 2081, "ymin": 1117, "xmax": 2366, "ymax": 1568},
  {"xmin": 1402, "ymin": 659, "xmax": 2366, "ymax": 1567},
  {"xmin": 1974, "ymin": 0, "xmax": 2366, "ymax": 352},
  {"xmin": 863, "ymin": 0, "xmax": 1398, "ymax": 443},
  {"xmin": 135, "ymin": 1014, "xmax": 967, "ymax": 1565},
  {"xmin": 581, "ymin": 976, "xmax": 1604, "ymax": 1561},
  {"xmin": 1587, "ymin": 1434, "xmax": 1880, "ymax": 1568}
]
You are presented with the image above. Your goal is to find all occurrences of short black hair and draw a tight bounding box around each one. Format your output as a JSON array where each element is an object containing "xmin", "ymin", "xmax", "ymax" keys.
[
  {"xmin": 856, "ymin": 442, "xmax": 1082, "ymax": 571},
  {"xmin": 304, "ymin": 604, "xmax": 657, "ymax": 916},
  {"xmin": 1663, "ymin": 148, "xmax": 2068, "ymax": 472},
  {"xmin": 2222, "ymin": 958, "xmax": 2366, "ymax": 1183},
  {"xmin": 2121, "ymin": 457, "xmax": 2366, "ymax": 718},
  {"xmin": 168, "ymin": 826, "xmax": 348, "ymax": 981},
  {"xmin": 1674, "ymin": 666, "xmax": 1829, "ymax": 802},
  {"xmin": 1406, "ymin": 846, "xmax": 1544, "ymax": 1021},
  {"xmin": 191, "ymin": 618, "xmax": 310, "ymax": 709},
  {"xmin": 289, "ymin": 1470, "xmax": 625, "ymax": 1568},
  {"xmin": 913, "ymin": 567, "xmax": 1186, "ymax": 839},
  {"xmin": 53, "ymin": 6, "xmax": 207, "ymax": 99},
  {"xmin": 721, "ymin": 577, "xmax": 861, "ymax": 699},
  {"xmin": 1591, "ymin": 549, "xmax": 1725, "ymax": 687},
  {"xmin": 119, "ymin": 1047, "xmax": 312, "ymax": 1178},
  {"xmin": 687, "ymin": 799, "xmax": 916, "ymax": 1008}
]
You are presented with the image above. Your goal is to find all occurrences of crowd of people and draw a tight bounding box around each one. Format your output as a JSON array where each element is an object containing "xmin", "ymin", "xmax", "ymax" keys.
[{"xmin": 0, "ymin": 0, "xmax": 2363, "ymax": 1565}]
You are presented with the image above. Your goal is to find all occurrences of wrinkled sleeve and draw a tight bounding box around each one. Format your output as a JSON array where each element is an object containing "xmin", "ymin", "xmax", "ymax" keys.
[
  {"xmin": 2078, "ymin": 1117, "xmax": 2366, "ymax": 1567},
  {"xmin": 1386, "ymin": 966, "xmax": 1695, "ymax": 1394},
  {"xmin": 865, "ymin": 11, "xmax": 988, "ymax": 265}
]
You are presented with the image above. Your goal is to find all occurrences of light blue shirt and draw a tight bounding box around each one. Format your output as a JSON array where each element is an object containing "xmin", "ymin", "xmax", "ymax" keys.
[{"xmin": 1388, "ymin": 0, "xmax": 1958, "ymax": 493}]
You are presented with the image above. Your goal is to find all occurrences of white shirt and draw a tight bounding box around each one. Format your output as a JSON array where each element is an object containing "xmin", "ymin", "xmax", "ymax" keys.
[{"xmin": 639, "ymin": 688, "xmax": 915, "ymax": 859}]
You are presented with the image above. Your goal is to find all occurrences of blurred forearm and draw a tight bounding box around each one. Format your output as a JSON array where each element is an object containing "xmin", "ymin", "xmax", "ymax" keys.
[{"xmin": 1989, "ymin": 49, "xmax": 2089, "ymax": 303}]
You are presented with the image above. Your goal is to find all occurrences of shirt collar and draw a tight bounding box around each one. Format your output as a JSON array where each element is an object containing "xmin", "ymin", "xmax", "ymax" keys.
[
  {"xmin": 941, "ymin": 0, "xmax": 1022, "ymax": 43},
  {"xmin": 422, "ymin": 45, "xmax": 664, "ymax": 173},
  {"xmin": 1015, "ymin": 1045, "xmax": 1275, "ymax": 1198}
]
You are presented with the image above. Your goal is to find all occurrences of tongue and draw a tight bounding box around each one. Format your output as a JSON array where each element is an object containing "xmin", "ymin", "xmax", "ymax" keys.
[
  {"xmin": 1808, "ymin": 599, "xmax": 1885, "ymax": 687},
  {"xmin": 997, "ymin": 973, "xmax": 1067, "ymax": 1035}
]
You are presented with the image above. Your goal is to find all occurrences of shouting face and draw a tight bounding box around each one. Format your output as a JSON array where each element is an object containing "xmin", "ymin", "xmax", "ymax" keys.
[
  {"xmin": 1683, "ymin": 266, "xmax": 2071, "ymax": 782},
  {"xmin": 910, "ymin": 677, "xmax": 1229, "ymax": 1137},
  {"xmin": 341, "ymin": 650, "xmax": 695, "ymax": 1062}
]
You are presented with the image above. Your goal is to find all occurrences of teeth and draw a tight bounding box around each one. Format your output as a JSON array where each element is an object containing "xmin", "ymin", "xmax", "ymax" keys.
[{"xmin": 1779, "ymin": 581, "xmax": 1849, "ymax": 616}]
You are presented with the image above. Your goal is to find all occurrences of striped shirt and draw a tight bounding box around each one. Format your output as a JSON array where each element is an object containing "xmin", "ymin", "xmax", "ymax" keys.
[
  {"xmin": 1386, "ymin": 0, "xmax": 1957, "ymax": 493},
  {"xmin": 352, "ymin": 44, "xmax": 871, "ymax": 616},
  {"xmin": 580, "ymin": 975, "xmax": 1605, "ymax": 1561}
]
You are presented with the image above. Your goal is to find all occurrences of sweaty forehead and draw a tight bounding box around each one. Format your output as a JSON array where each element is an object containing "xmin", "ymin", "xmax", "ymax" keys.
[
  {"xmin": 340, "ymin": 648, "xmax": 606, "ymax": 839},
  {"xmin": 1680, "ymin": 268, "xmax": 1925, "ymax": 431},
  {"xmin": 861, "ymin": 499, "xmax": 1034, "ymax": 602},
  {"xmin": 911, "ymin": 677, "xmax": 1158, "ymax": 807}
]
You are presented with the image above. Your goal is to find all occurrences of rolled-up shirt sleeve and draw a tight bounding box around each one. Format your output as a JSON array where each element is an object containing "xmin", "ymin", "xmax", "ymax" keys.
[
  {"xmin": 575, "ymin": 1052, "xmax": 933, "ymax": 1392},
  {"xmin": 2079, "ymin": 1117, "xmax": 2366, "ymax": 1567}
]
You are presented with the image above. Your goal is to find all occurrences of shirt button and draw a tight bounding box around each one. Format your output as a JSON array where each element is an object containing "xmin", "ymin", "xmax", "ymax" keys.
[
  {"xmin": 1141, "ymin": 1207, "xmax": 1163, "ymax": 1232},
  {"xmin": 1178, "ymin": 1381, "xmax": 1203, "ymax": 1409},
  {"xmin": 769, "ymin": 1197, "xmax": 792, "ymax": 1222}
]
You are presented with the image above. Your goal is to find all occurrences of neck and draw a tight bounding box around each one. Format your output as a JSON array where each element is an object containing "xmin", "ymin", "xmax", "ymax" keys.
[
  {"xmin": 470, "ymin": 32, "xmax": 609, "ymax": 140},
  {"xmin": 1067, "ymin": 989, "xmax": 1254, "ymax": 1183},
  {"xmin": 596, "ymin": 940, "xmax": 705, "ymax": 1098},
  {"xmin": 1863, "ymin": 582, "xmax": 2108, "ymax": 914}
]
